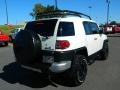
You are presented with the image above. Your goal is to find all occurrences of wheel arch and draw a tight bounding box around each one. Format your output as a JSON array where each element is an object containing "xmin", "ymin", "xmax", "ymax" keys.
[
  {"xmin": 102, "ymin": 39, "xmax": 109, "ymax": 48},
  {"xmin": 75, "ymin": 47, "xmax": 88, "ymax": 57}
]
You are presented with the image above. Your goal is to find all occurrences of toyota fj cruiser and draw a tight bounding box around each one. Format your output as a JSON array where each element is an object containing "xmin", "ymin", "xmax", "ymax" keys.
[{"xmin": 13, "ymin": 10, "xmax": 109, "ymax": 86}]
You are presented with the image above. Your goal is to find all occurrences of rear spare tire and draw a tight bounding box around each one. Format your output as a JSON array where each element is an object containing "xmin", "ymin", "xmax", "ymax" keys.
[{"xmin": 13, "ymin": 30, "xmax": 41, "ymax": 65}]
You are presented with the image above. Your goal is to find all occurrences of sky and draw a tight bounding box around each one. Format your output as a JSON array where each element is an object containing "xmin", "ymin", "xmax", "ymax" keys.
[{"xmin": 0, "ymin": 0, "xmax": 120, "ymax": 25}]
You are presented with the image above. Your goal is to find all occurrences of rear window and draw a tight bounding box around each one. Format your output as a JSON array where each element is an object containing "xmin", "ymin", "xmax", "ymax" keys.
[
  {"xmin": 25, "ymin": 19, "xmax": 58, "ymax": 36},
  {"xmin": 57, "ymin": 22, "xmax": 75, "ymax": 36}
]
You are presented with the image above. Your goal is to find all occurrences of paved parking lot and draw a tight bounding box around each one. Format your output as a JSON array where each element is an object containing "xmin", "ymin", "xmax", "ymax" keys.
[{"xmin": 0, "ymin": 34, "xmax": 120, "ymax": 90}]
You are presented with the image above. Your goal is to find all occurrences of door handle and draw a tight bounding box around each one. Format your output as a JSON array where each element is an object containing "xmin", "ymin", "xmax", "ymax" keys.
[{"xmin": 94, "ymin": 38, "xmax": 97, "ymax": 40}]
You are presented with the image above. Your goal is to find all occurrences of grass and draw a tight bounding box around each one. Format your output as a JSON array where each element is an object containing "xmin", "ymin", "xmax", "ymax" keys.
[{"xmin": 0, "ymin": 25, "xmax": 23, "ymax": 34}]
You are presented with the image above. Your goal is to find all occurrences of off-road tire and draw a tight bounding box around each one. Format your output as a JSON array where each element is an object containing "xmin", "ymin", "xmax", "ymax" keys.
[
  {"xmin": 69, "ymin": 55, "xmax": 87, "ymax": 86},
  {"xmin": 99, "ymin": 42, "xmax": 109, "ymax": 60}
]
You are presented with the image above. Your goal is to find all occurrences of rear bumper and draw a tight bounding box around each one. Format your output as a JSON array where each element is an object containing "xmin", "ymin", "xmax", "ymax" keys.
[
  {"xmin": 22, "ymin": 61, "xmax": 71, "ymax": 73},
  {"xmin": 21, "ymin": 50, "xmax": 74, "ymax": 73},
  {"xmin": 49, "ymin": 61, "xmax": 71, "ymax": 73},
  {"xmin": 114, "ymin": 30, "xmax": 120, "ymax": 33},
  {"xmin": 0, "ymin": 40, "xmax": 9, "ymax": 42},
  {"xmin": 0, "ymin": 41, "xmax": 8, "ymax": 44},
  {"xmin": 104, "ymin": 30, "xmax": 114, "ymax": 34},
  {"xmin": 42, "ymin": 50, "xmax": 74, "ymax": 62},
  {"xmin": 42, "ymin": 50, "xmax": 73, "ymax": 72}
]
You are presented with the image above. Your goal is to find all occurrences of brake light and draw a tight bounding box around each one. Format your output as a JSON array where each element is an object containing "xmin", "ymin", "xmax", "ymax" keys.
[
  {"xmin": 0, "ymin": 31, "xmax": 2, "ymax": 35},
  {"xmin": 56, "ymin": 40, "xmax": 70, "ymax": 49}
]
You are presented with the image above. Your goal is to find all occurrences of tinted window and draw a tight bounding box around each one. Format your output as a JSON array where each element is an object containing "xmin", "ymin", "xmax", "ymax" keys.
[
  {"xmin": 83, "ymin": 22, "xmax": 92, "ymax": 34},
  {"xmin": 57, "ymin": 22, "xmax": 75, "ymax": 36},
  {"xmin": 90, "ymin": 23, "xmax": 99, "ymax": 33},
  {"xmin": 83, "ymin": 22, "xmax": 99, "ymax": 35},
  {"xmin": 25, "ymin": 19, "xmax": 58, "ymax": 36}
]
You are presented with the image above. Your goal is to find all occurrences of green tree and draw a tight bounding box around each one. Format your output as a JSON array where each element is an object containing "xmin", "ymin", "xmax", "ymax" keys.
[
  {"xmin": 30, "ymin": 3, "xmax": 55, "ymax": 20},
  {"xmin": 45, "ymin": 5, "xmax": 55, "ymax": 12},
  {"xmin": 30, "ymin": 3, "xmax": 45, "ymax": 19},
  {"xmin": 109, "ymin": 21, "xmax": 117, "ymax": 25}
]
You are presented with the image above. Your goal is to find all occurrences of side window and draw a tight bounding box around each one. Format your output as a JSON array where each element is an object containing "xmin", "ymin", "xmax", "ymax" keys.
[
  {"xmin": 83, "ymin": 21, "xmax": 99, "ymax": 35},
  {"xmin": 90, "ymin": 23, "xmax": 99, "ymax": 34},
  {"xmin": 57, "ymin": 22, "xmax": 75, "ymax": 36},
  {"xmin": 83, "ymin": 22, "xmax": 92, "ymax": 35}
]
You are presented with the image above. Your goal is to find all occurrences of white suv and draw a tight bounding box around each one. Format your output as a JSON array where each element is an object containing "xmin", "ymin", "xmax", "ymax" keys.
[{"xmin": 13, "ymin": 10, "xmax": 108, "ymax": 86}]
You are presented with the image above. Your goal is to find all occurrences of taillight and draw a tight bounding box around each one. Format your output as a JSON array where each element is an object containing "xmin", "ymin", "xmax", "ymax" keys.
[
  {"xmin": 56, "ymin": 40, "xmax": 70, "ymax": 49},
  {"xmin": 0, "ymin": 31, "xmax": 2, "ymax": 35}
]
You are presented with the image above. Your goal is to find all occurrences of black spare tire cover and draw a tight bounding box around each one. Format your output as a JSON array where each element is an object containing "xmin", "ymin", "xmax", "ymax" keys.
[{"xmin": 13, "ymin": 30, "xmax": 41, "ymax": 65}]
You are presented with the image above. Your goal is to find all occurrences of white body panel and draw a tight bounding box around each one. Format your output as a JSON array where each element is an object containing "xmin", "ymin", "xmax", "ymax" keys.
[
  {"xmin": 86, "ymin": 34, "xmax": 103, "ymax": 56},
  {"xmin": 56, "ymin": 17, "xmax": 87, "ymax": 51},
  {"xmin": 40, "ymin": 36, "xmax": 56, "ymax": 51},
  {"xmin": 37, "ymin": 16, "xmax": 107, "ymax": 57}
]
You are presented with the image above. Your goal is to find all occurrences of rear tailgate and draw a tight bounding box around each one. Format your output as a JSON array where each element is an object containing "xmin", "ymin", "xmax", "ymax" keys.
[{"xmin": 25, "ymin": 19, "xmax": 58, "ymax": 51}]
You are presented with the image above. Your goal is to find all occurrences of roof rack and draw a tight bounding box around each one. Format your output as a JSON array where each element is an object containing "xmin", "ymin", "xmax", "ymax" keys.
[{"xmin": 36, "ymin": 10, "xmax": 92, "ymax": 20}]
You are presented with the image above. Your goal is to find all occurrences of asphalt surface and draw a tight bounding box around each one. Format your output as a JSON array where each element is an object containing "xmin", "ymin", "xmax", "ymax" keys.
[{"xmin": 0, "ymin": 34, "xmax": 120, "ymax": 90}]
